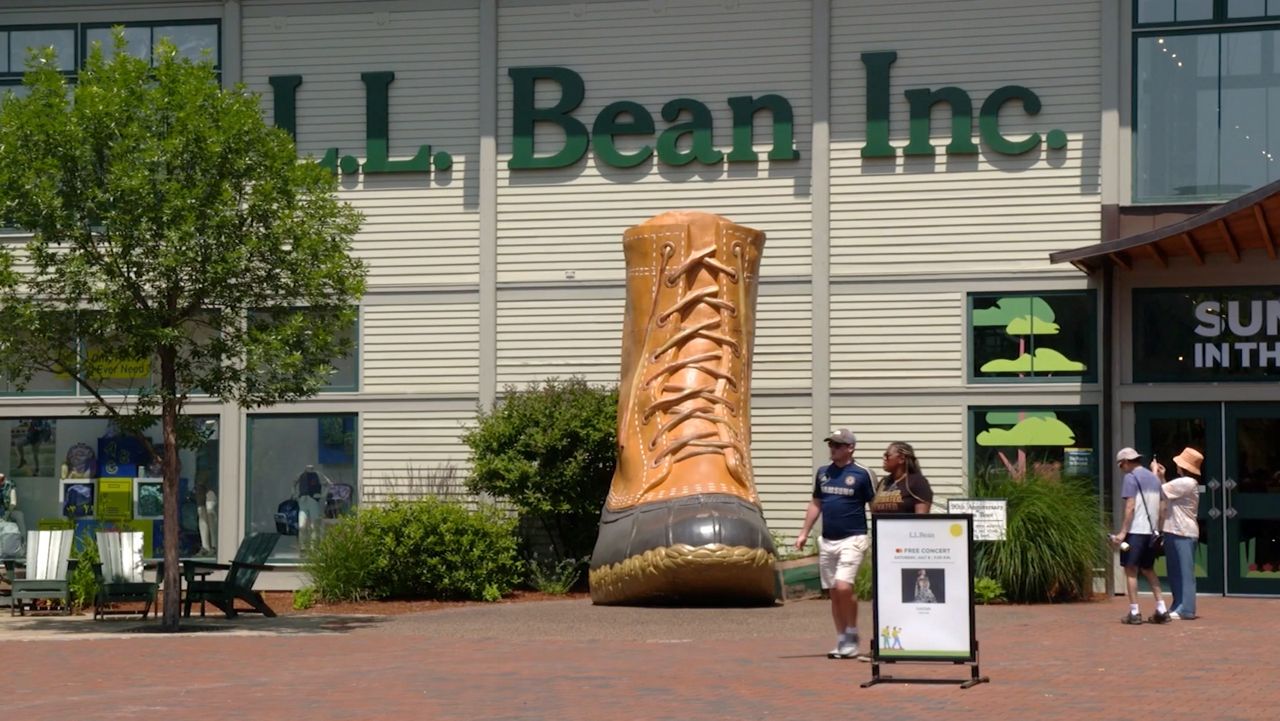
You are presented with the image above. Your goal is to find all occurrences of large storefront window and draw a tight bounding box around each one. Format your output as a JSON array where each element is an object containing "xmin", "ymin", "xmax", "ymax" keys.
[
  {"xmin": 1133, "ymin": 286, "xmax": 1280, "ymax": 381},
  {"xmin": 970, "ymin": 406, "xmax": 1099, "ymax": 482},
  {"xmin": 969, "ymin": 292, "xmax": 1097, "ymax": 382},
  {"xmin": 246, "ymin": 414, "xmax": 358, "ymax": 561},
  {"xmin": 1135, "ymin": 16, "xmax": 1280, "ymax": 201},
  {"xmin": 0, "ymin": 416, "xmax": 219, "ymax": 559}
]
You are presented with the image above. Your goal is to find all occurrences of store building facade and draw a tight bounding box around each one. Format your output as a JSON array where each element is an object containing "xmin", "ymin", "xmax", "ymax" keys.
[{"xmin": 0, "ymin": 0, "xmax": 1275, "ymax": 595}]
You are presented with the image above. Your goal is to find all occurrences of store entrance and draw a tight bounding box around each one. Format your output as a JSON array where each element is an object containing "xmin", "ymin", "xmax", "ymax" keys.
[{"xmin": 1136, "ymin": 403, "xmax": 1280, "ymax": 596}]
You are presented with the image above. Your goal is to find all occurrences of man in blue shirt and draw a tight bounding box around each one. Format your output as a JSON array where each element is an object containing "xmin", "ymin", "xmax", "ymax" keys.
[
  {"xmin": 795, "ymin": 428, "xmax": 877, "ymax": 658},
  {"xmin": 1111, "ymin": 447, "xmax": 1170, "ymax": 625}
]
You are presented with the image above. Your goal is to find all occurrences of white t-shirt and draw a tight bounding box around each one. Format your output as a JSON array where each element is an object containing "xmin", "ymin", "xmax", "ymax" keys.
[{"xmin": 1161, "ymin": 477, "xmax": 1200, "ymax": 539}]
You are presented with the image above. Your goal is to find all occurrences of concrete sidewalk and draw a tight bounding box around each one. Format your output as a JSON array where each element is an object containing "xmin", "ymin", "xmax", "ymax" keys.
[{"xmin": 2, "ymin": 595, "xmax": 1275, "ymax": 720}]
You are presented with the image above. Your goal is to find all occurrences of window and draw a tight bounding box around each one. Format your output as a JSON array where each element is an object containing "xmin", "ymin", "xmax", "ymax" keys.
[
  {"xmin": 970, "ymin": 406, "xmax": 1099, "ymax": 482},
  {"xmin": 1132, "ymin": 286, "xmax": 1280, "ymax": 381},
  {"xmin": 0, "ymin": 415, "xmax": 220, "ymax": 559},
  {"xmin": 249, "ymin": 309, "xmax": 359, "ymax": 392},
  {"xmin": 969, "ymin": 292, "xmax": 1097, "ymax": 382},
  {"xmin": 246, "ymin": 414, "xmax": 358, "ymax": 561},
  {"xmin": 1134, "ymin": 5, "xmax": 1280, "ymax": 202},
  {"xmin": 83, "ymin": 22, "xmax": 219, "ymax": 67},
  {"xmin": 1, "ymin": 27, "xmax": 76, "ymax": 76},
  {"xmin": 0, "ymin": 20, "xmax": 218, "ymax": 90}
]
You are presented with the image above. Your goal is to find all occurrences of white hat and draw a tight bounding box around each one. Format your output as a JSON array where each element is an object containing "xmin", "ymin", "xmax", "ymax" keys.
[{"xmin": 1115, "ymin": 447, "xmax": 1142, "ymax": 465}]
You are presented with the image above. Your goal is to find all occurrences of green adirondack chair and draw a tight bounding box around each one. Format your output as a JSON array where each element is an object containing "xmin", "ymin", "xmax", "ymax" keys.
[
  {"xmin": 8, "ymin": 529, "xmax": 74, "ymax": 616},
  {"xmin": 93, "ymin": 531, "xmax": 157, "ymax": 620},
  {"xmin": 182, "ymin": 532, "xmax": 279, "ymax": 619}
]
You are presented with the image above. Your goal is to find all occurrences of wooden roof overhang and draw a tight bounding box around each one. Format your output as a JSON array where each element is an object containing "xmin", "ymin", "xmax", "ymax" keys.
[{"xmin": 1050, "ymin": 178, "xmax": 1280, "ymax": 273}]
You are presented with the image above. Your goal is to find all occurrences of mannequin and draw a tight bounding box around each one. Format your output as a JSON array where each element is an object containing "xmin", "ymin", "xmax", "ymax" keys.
[
  {"xmin": 293, "ymin": 465, "xmax": 331, "ymax": 550},
  {"xmin": 195, "ymin": 479, "xmax": 218, "ymax": 557},
  {"xmin": 1, "ymin": 472, "xmax": 25, "ymax": 539}
]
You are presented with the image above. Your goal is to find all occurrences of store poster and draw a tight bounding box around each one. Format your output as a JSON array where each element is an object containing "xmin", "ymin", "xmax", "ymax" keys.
[{"xmin": 872, "ymin": 515, "xmax": 975, "ymax": 661}]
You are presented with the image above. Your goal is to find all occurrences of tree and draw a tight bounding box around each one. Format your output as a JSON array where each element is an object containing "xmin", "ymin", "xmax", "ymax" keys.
[{"xmin": 0, "ymin": 33, "xmax": 366, "ymax": 629}]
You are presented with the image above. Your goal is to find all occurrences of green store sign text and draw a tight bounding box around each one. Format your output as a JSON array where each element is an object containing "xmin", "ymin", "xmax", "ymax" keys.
[{"xmin": 267, "ymin": 51, "xmax": 1067, "ymax": 177}]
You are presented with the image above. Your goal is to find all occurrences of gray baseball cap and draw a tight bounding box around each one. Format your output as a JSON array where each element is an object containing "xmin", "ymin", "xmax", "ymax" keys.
[{"xmin": 824, "ymin": 428, "xmax": 857, "ymax": 445}]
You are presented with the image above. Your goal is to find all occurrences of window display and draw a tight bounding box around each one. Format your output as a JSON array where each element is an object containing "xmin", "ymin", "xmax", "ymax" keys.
[
  {"xmin": 0, "ymin": 416, "xmax": 220, "ymax": 558},
  {"xmin": 969, "ymin": 292, "xmax": 1097, "ymax": 382},
  {"xmin": 247, "ymin": 414, "xmax": 358, "ymax": 560},
  {"xmin": 970, "ymin": 406, "xmax": 1099, "ymax": 482}
]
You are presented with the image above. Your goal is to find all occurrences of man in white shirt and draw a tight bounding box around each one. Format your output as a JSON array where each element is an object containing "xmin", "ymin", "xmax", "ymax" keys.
[{"xmin": 1110, "ymin": 447, "xmax": 1169, "ymax": 625}]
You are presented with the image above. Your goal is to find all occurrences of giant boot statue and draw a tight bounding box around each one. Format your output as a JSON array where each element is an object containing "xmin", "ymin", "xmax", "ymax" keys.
[{"xmin": 589, "ymin": 211, "xmax": 776, "ymax": 605}]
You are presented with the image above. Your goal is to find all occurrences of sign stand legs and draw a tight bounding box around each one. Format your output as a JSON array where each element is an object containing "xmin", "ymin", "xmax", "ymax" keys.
[{"xmin": 860, "ymin": 641, "xmax": 991, "ymax": 689}]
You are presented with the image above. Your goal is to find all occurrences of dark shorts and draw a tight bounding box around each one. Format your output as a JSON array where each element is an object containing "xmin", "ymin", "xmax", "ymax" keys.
[{"xmin": 1121, "ymin": 533, "xmax": 1158, "ymax": 570}]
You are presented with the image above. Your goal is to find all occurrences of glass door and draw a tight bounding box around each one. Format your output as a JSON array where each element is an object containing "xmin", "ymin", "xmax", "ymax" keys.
[
  {"xmin": 1135, "ymin": 403, "xmax": 1223, "ymax": 594},
  {"xmin": 1224, "ymin": 404, "xmax": 1280, "ymax": 595}
]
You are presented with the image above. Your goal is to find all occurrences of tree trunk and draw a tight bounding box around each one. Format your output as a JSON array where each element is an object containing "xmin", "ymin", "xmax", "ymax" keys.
[{"xmin": 160, "ymin": 348, "xmax": 182, "ymax": 631}]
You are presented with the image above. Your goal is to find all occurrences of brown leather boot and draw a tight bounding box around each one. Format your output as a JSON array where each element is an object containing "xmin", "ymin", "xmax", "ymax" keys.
[{"xmin": 589, "ymin": 211, "xmax": 776, "ymax": 605}]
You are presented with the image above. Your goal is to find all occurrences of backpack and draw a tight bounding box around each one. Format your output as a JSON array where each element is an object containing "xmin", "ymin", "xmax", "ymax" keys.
[
  {"xmin": 0, "ymin": 521, "xmax": 23, "ymax": 558},
  {"xmin": 274, "ymin": 498, "xmax": 300, "ymax": 536}
]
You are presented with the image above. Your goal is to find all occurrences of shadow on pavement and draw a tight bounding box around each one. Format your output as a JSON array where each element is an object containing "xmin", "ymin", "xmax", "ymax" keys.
[{"xmin": 0, "ymin": 613, "xmax": 387, "ymax": 640}]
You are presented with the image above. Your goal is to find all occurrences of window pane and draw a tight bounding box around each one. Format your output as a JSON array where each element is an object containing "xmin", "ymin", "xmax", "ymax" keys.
[
  {"xmin": 1, "ymin": 368, "xmax": 76, "ymax": 395},
  {"xmin": 10, "ymin": 29, "xmax": 75, "ymax": 72},
  {"xmin": 1139, "ymin": 0, "xmax": 1176, "ymax": 23},
  {"xmin": 85, "ymin": 26, "xmax": 151, "ymax": 64},
  {"xmin": 247, "ymin": 414, "xmax": 358, "ymax": 560},
  {"xmin": 153, "ymin": 24, "xmax": 218, "ymax": 64},
  {"xmin": 0, "ymin": 33, "xmax": 9, "ymax": 73},
  {"xmin": 0, "ymin": 416, "xmax": 219, "ymax": 559},
  {"xmin": 970, "ymin": 293, "xmax": 1095, "ymax": 381},
  {"xmin": 1132, "ymin": 287, "xmax": 1280, "ymax": 382},
  {"xmin": 1272, "ymin": 0, "xmax": 1280, "ymax": 16},
  {"xmin": 971, "ymin": 407, "xmax": 1098, "ymax": 481},
  {"xmin": 1136, "ymin": 34, "xmax": 1221, "ymax": 201},
  {"xmin": 249, "ymin": 309, "xmax": 357, "ymax": 391},
  {"xmin": 1230, "ymin": 0, "xmax": 1268, "ymax": 17},
  {"xmin": 1178, "ymin": 0, "xmax": 1214, "ymax": 20},
  {"xmin": 1220, "ymin": 31, "xmax": 1280, "ymax": 192}
]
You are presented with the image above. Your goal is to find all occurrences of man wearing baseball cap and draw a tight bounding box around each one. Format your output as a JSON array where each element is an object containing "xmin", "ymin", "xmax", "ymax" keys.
[
  {"xmin": 795, "ymin": 427, "xmax": 878, "ymax": 658},
  {"xmin": 1111, "ymin": 447, "xmax": 1170, "ymax": 625}
]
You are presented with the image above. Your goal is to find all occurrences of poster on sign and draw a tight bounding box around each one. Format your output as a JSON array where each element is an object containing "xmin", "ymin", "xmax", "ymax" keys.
[
  {"xmin": 871, "ymin": 514, "xmax": 975, "ymax": 662},
  {"xmin": 946, "ymin": 498, "xmax": 1008, "ymax": 541}
]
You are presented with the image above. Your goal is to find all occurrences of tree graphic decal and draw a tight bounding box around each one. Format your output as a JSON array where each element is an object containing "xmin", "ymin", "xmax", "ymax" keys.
[
  {"xmin": 972, "ymin": 297, "xmax": 1087, "ymax": 377},
  {"xmin": 976, "ymin": 411, "xmax": 1077, "ymax": 479}
]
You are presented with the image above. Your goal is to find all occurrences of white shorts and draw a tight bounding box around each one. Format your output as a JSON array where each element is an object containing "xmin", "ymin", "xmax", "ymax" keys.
[{"xmin": 818, "ymin": 534, "xmax": 870, "ymax": 589}]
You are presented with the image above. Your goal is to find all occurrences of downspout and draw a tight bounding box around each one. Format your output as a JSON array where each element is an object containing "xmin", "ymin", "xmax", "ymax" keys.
[{"xmin": 1100, "ymin": 261, "xmax": 1115, "ymax": 597}]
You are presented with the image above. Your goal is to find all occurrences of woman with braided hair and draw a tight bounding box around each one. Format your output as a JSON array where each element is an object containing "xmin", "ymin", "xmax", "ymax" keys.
[{"xmin": 869, "ymin": 441, "xmax": 933, "ymax": 515}]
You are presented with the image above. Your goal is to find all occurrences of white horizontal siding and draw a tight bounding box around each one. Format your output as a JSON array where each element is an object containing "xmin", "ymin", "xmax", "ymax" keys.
[
  {"xmin": 496, "ymin": 297, "xmax": 624, "ymax": 387},
  {"xmin": 362, "ymin": 303, "xmax": 480, "ymax": 395},
  {"xmin": 830, "ymin": 291, "xmax": 963, "ymax": 388},
  {"xmin": 752, "ymin": 405, "xmax": 813, "ymax": 541},
  {"xmin": 240, "ymin": 3, "xmax": 481, "ymax": 287},
  {"xmin": 496, "ymin": 0, "xmax": 813, "ymax": 283},
  {"xmin": 830, "ymin": 0, "xmax": 1101, "ymax": 273},
  {"xmin": 361, "ymin": 408, "xmax": 475, "ymax": 503},
  {"xmin": 754, "ymin": 293, "xmax": 813, "ymax": 390},
  {"xmin": 830, "ymin": 403, "xmax": 967, "ymax": 503}
]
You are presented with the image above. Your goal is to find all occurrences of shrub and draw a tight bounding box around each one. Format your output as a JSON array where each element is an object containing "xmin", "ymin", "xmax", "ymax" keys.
[
  {"xmin": 292, "ymin": 586, "xmax": 317, "ymax": 610},
  {"xmin": 303, "ymin": 498, "xmax": 524, "ymax": 603},
  {"xmin": 855, "ymin": 559, "xmax": 873, "ymax": 601},
  {"xmin": 303, "ymin": 513, "xmax": 383, "ymax": 603},
  {"xmin": 68, "ymin": 534, "xmax": 100, "ymax": 612},
  {"xmin": 974, "ymin": 471, "xmax": 1107, "ymax": 603},
  {"xmin": 527, "ymin": 554, "xmax": 584, "ymax": 595},
  {"xmin": 463, "ymin": 377, "xmax": 618, "ymax": 562},
  {"xmin": 973, "ymin": 576, "xmax": 1006, "ymax": 605}
]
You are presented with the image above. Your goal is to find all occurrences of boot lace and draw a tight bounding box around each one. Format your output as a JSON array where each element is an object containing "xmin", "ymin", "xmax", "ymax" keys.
[{"xmin": 641, "ymin": 242, "xmax": 745, "ymax": 470}]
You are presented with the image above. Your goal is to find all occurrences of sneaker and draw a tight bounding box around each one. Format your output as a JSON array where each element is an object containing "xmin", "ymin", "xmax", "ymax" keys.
[
  {"xmin": 828, "ymin": 641, "xmax": 858, "ymax": 659},
  {"xmin": 1167, "ymin": 611, "xmax": 1182, "ymax": 621},
  {"xmin": 1148, "ymin": 611, "xmax": 1171, "ymax": 624},
  {"xmin": 1121, "ymin": 612, "xmax": 1143, "ymax": 625}
]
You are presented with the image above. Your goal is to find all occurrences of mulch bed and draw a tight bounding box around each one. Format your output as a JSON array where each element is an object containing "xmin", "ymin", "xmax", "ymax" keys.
[{"xmin": 265, "ymin": 590, "xmax": 590, "ymax": 616}]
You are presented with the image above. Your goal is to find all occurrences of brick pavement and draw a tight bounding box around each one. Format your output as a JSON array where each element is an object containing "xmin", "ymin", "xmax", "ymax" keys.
[{"xmin": 2, "ymin": 595, "xmax": 1276, "ymax": 721}]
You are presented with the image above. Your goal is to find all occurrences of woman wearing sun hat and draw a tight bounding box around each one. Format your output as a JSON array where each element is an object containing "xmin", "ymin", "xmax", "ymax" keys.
[{"xmin": 1154, "ymin": 447, "xmax": 1203, "ymax": 621}]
